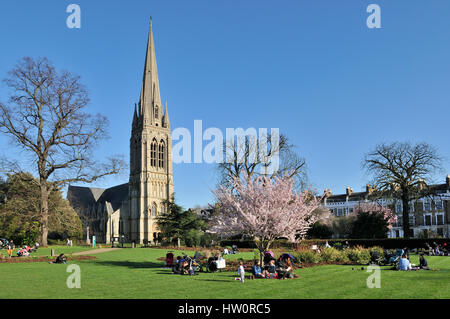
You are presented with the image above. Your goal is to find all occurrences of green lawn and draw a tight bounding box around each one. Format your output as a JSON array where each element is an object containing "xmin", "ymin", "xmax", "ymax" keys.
[{"xmin": 0, "ymin": 247, "xmax": 449, "ymax": 298}]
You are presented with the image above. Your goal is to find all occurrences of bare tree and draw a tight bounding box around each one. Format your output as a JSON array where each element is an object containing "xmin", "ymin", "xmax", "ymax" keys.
[
  {"xmin": 0, "ymin": 57, "xmax": 125, "ymax": 245},
  {"xmin": 218, "ymin": 132, "xmax": 307, "ymax": 190},
  {"xmin": 363, "ymin": 142, "xmax": 443, "ymax": 238}
]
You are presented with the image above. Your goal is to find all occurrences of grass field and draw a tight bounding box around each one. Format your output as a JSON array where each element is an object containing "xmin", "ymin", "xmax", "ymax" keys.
[{"xmin": 0, "ymin": 246, "xmax": 449, "ymax": 299}]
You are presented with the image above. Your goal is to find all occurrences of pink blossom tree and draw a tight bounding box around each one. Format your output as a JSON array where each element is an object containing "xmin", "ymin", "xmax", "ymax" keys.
[{"xmin": 211, "ymin": 174, "xmax": 322, "ymax": 265}]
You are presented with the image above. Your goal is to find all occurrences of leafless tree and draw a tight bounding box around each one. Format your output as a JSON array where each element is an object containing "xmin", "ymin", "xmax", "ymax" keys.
[
  {"xmin": 218, "ymin": 132, "xmax": 307, "ymax": 190},
  {"xmin": 0, "ymin": 57, "xmax": 125, "ymax": 245},
  {"xmin": 363, "ymin": 142, "xmax": 443, "ymax": 238}
]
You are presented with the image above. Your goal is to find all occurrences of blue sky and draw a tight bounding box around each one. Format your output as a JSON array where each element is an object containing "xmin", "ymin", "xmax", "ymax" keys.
[{"xmin": 0, "ymin": 0, "xmax": 449, "ymax": 210}]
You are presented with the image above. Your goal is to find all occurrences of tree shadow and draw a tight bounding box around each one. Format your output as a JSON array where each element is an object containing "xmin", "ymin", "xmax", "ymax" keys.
[{"xmin": 94, "ymin": 260, "xmax": 163, "ymax": 269}]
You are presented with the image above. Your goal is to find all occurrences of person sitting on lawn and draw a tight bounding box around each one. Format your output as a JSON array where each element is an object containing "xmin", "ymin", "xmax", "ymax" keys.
[
  {"xmin": 418, "ymin": 254, "xmax": 430, "ymax": 270},
  {"xmin": 277, "ymin": 257, "xmax": 294, "ymax": 279},
  {"xmin": 397, "ymin": 254, "xmax": 411, "ymax": 271},
  {"xmin": 265, "ymin": 259, "xmax": 277, "ymax": 278},
  {"xmin": 251, "ymin": 260, "xmax": 265, "ymax": 279}
]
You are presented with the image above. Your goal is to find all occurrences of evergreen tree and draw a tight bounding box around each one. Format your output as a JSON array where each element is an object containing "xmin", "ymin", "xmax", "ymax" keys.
[{"xmin": 156, "ymin": 199, "xmax": 206, "ymax": 247}]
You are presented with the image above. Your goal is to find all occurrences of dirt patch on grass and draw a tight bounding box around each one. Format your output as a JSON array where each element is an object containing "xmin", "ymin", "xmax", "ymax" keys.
[{"xmin": 0, "ymin": 255, "xmax": 97, "ymax": 263}]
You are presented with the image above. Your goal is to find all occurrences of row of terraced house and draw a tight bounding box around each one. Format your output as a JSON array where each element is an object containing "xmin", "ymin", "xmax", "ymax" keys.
[{"xmin": 322, "ymin": 175, "xmax": 450, "ymax": 238}]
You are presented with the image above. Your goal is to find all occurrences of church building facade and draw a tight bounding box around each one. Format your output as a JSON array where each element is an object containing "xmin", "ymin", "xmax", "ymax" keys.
[{"xmin": 68, "ymin": 20, "xmax": 174, "ymax": 244}]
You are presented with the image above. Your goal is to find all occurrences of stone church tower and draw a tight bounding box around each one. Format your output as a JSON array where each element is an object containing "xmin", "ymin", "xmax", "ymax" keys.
[
  {"xmin": 67, "ymin": 19, "xmax": 173, "ymax": 245},
  {"xmin": 129, "ymin": 19, "xmax": 174, "ymax": 243}
]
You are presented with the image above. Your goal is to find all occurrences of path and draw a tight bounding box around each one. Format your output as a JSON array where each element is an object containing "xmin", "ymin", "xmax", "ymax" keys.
[{"xmin": 72, "ymin": 248, "xmax": 120, "ymax": 256}]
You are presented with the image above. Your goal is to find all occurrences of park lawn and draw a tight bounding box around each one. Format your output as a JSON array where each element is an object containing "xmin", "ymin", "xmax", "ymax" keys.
[{"xmin": 0, "ymin": 248, "xmax": 449, "ymax": 299}]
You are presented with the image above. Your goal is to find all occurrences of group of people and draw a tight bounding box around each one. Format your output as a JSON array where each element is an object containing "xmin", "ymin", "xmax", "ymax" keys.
[
  {"xmin": 1, "ymin": 239, "xmax": 39, "ymax": 258},
  {"xmin": 248, "ymin": 255, "xmax": 295, "ymax": 281},
  {"xmin": 397, "ymin": 253, "xmax": 430, "ymax": 271},
  {"xmin": 172, "ymin": 255, "xmax": 197, "ymax": 275},
  {"xmin": 425, "ymin": 242, "xmax": 448, "ymax": 256}
]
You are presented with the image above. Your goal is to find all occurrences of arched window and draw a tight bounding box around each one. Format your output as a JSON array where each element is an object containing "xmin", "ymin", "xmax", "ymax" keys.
[
  {"xmin": 154, "ymin": 106, "xmax": 159, "ymax": 119},
  {"xmin": 151, "ymin": 139, "xmax": 157, "ymax": 167},
  {"xmin": 158, "ymin": 140, "xmax": 165, "ymax": 168},
  {"xmin": 151, "ymin": 203, "xmax": 157, "ymax": 217}
]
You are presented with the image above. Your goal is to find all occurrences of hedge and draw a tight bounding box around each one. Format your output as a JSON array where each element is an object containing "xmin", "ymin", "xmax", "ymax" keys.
[{"xmin": 219, "ymin": 238, "xmax": 449, "ymax": 250}]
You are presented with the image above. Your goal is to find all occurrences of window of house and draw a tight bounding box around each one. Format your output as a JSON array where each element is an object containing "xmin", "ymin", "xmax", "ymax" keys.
[
  {"xmin": 337, "ymin": 208, "xmax": 343, "ymax": 216},
  {"xmin": 409, "ymin": 202, "xmax": 415, "ymax": 213},
  {"xmin": 435, "ymin": 200, "xmax": 443, "ymax": 211},
  {"xmin": 423, "ymin": 200, "xmax": 431, "ymax": 211},
  {"xmin": 396, "ymin": 203, "xmax": 402, "ymax": 213},
  {"xmin": 396, "ymin": 216, "xmax": 403, "ymax": 227},
  {"xmin": 436, "ymin": 213, "xmax": 444, "ymax": 225},
  {"xmin": 424, "ymin": 214, "xmax": 432, "ymax": 226},
  {"xmin": 409, "ymin": 215, "xmax": 415, "ymax": 226}
]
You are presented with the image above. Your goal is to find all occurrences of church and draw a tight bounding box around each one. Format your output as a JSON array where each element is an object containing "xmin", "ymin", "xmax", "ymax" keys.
[{"xmin": 68, "ymin": 20, "xmax": 174, "ymax": 244}]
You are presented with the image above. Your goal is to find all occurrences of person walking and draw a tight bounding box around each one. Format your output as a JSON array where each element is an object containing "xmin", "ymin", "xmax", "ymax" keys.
[{"xmin": 237, "ymin": 261, "xmax": 245, "ymax": 283}]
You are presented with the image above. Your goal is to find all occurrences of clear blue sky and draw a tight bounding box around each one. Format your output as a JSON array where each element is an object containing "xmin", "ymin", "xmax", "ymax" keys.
[{"xmin": 0, "ymin": 0, "xmax": 449, "ymax": 210}]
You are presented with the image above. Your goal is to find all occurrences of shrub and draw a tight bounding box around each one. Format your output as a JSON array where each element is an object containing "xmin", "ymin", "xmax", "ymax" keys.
[
  {"xmin": 320, "ymin": 247, "xmax": 342, "ymax": 263},
  {"xmin": 368, "ymin": 246, "xmax": 384, "ymax": 264},
  {"xmin": 295, "ymin": 249, "xmax": 321, "ymax": 264},
  {"xmin": 345, "ymin": 246, "xmax": 371, "ymax": 265}
]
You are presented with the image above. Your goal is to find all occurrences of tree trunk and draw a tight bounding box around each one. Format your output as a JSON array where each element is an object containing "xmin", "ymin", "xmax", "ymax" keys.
[
  {"xmin": 40, "ymin": 182, "xmax": 49, "ymax": 246},
  {"xmin": 401, "ymin": 190, "xmax": 411, "ymax": 239}
]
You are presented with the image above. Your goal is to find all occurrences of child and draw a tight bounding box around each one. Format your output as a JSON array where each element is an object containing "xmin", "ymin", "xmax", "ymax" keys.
[
  {"xmin": 236, "ymin": 261, "xmax": 245, "ymax": 283},
  {"xmin": 7, "ymin": 244, "xmax": 13, "ymax": 258}
]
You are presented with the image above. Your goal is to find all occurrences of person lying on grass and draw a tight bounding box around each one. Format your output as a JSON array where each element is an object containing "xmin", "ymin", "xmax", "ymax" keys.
[{"xmin": 49, "ymin": 254, "xmax": 67, "ymax": 264}]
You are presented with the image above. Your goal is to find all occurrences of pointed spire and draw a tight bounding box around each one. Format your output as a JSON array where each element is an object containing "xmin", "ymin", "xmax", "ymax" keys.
[
  {"xmin": 132, "ymin": 103, "xmax": 138, "ymax": 124},
  {"xmin": 163, "ymin": 101, "xmax": 170, "ymax": 128},
  {"xmin": 139, "ymin": 16, "xmax": 162, "ymax": 125}
]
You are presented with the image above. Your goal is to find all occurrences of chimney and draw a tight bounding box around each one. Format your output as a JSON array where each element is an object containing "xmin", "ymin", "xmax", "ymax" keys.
[
  {"xmin": 418, "ymin": 178, "xmax": 426, "ymax": 190},
  {"xmin": 366, "ymin": 184, "xmax": 372, "ymax": 194},
  {"xmin": 323, "ymin": 188, "xmax": 332, "ymax": 197},
  {"xmin": 446, "ymin": 175, "xmax": 450, "ymax": 187},
  {"xmin": 346, "ymin": 187, "xmax": 353, "ymax": 196}
]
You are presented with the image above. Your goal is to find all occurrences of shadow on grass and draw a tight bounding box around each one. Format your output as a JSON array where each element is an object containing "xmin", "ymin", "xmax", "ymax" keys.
[{"xmin": 94, "ymin": 260, "xmax": 163, "ymax": 269}]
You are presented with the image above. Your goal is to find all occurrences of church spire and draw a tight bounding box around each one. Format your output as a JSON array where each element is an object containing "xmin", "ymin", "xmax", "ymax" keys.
[
  {"xmin": 132, "ymin": 103, "xmax": 138, "ymax": 129},
  {"xmin": 139, "ymin": 17, "xmax": 162, "ymax": 124},
  {"xmin": 163, "ymin": 101, "xmax": 170, "ymax": 128}
]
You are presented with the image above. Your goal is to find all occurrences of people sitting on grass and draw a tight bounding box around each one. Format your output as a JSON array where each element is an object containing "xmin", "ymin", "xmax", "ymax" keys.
[
  {"xmin": 418, "ymin": 254, "xmax": 430, "ymax": 270},
  {"xmin": 17, "ymin": 247, "xmax": 30, "ymax": 257},
  {"xmin": 277, "ymin": 256, "xmax": 294, "ymax": 279},
  {"xmin": 397, "ymin": 254, "xmax": 412, "ymax": 271},
  {"xmin": 264, "ymin": 259, "xmax": 278, "ymax": 278},
  {"xmin": 251, "ymin": 260, "xmax": 266, "ymax": 279}
]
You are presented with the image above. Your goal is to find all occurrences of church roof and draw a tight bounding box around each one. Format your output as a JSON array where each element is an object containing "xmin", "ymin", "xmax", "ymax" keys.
[{"xmin": 68, "ymin": 183, "xmax": 128, "ymax": 212}]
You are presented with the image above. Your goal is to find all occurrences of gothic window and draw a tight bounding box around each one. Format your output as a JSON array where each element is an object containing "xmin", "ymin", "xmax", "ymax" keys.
[
  {"xmin": 151, "ymin": 203, "xmax": 157, "ymax": 217},
  {"xmin": 155, "ymin": 106, "xmax": 159, "ymax": 119},
  {"xmin": 151, "ymin": 138, "xmax": 157, "ymax": 167},
  {"xmin": 158, "ymin": 140, "xmax": 165, "ymax": 168}
]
